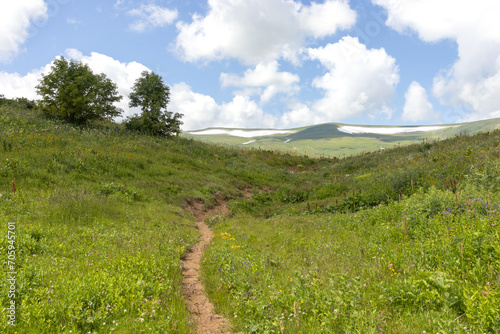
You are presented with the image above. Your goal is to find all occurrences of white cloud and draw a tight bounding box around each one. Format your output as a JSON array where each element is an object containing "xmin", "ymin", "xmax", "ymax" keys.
[
  {"xmin": 127, "ymin": 4, "xmax": 178, "ymax": 32},
  {"xmin": 373, "ymin": 0, "xmax": 500, "ymax": 122},
  {"xmin": 175, "ymin": 0, "xmax": 356, "ymax": 65},
  {"xmin": 299, "ymin": 0, "xmax": 357, "ymax": 39},
  {"xmin": 401, "ymin": 81, "xmax": 438, "ymax": 122},
  {"xmin": 307, "ymin": 36, "xmax": 399, "ymax": 120},
  {"xmin": 221, "ymin": 95, "xmax": 278, "ymax": 128},
  {"xmin": 280, "ymin": 103, "xmax": 323, "ymax": 128},
  {"xmin": 0, "ymin": 1, "xmax": 48, "ymax": 63},
  {"xmin": 170, "ymin": 82, "xmax": 221, "ymax": 130},
  {"xmin": 170, "ymin": 83, "xmax": 278, "ymax": 130},
  {"xmin": 220, "ymin": 61, "xmax": 300, "ymax": 104},
  {"xmin": 0, "ymin": 64, "xmax": 51, "ymax": 100}
]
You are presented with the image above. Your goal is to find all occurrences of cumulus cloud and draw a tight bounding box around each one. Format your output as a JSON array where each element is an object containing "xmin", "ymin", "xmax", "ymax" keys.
[
  {"xmin": 220, "ymin": 61, "xmax": 300, "ymax": 104},
  {"xmin": 373, "ymin": 0, "xmax": 500, "ymax": 122},
  {"xmin": 307, "ymin": 36, "xmax": 399, "ymax": 120},
  {"xmin": 0, "ymin": 64, "xmax": 51, "ymax": 100},
  {"xmin": 402, "ymin": 81, "xmax": 438, "ymax": 122},
  {"xmin": 0, "ymin": 1, "xmax": 48, "ymax": 63},
  {"xmin": 170, "ymin": 83, "xmax": 278, "ymax": 130},
  {"xmin": 169, "ymin": 82, "xmax": 221, "ymax": 130},
  {"xmin": 127, "ymin": 4, "xmax": 178, "ymax": 32},
  {"xmin": 175, "ymin": 0, "xmax": 356, "ymax": 65},
  {"xmin": 280, "ymin": 103, "xmax": 324, "ymax": 128},
  {"xmin": 175, "ymin": 37, "xmax": 400, "ymax": 130}
]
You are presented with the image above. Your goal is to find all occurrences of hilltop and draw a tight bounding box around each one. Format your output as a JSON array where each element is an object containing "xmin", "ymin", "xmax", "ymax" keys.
[
  {"xmin": 0, "ymin": 99, "xmax": 499, "ymax": 333},
  {"xmin": 184, "ymin": 118, "xmax": 500, "ymax": 157}
]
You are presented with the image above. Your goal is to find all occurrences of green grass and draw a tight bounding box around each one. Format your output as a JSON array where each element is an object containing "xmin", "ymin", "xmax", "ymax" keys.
[
  {"xmin": 1, "ymin": 98, "xmax": 500, "ymax": 333},
  {"xmin": 0, "ymin": 101, "xmax": 325, "ymax": 333},
  {"xmin": 203, "ymin": 131, "xmax": 500, "ymax": 333}
]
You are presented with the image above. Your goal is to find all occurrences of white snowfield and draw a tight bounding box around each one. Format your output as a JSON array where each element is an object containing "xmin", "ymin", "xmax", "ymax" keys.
[
  {"xmin": 338, "ymin": 125, "xmax": 454, "ymax": 135},
  {"xmin": 188, "ymin": 129, "xmax": 293, "ymax": 138}
]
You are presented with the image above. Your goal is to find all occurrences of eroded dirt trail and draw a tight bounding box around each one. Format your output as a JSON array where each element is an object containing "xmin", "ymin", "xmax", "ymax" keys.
[{"xmin": 182, "ymin": 199, "xmax": 231, "ymax": 334}]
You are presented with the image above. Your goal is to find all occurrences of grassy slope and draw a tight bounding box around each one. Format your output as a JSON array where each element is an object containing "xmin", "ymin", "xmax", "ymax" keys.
[
  {"xmin": 0, "ymin": 101, "xmax": 326, "ymax": 333},
  {"xmin": 1, "ymin": 99, "xmax": 499, "ymax": 333},
  {"xmin": 203, "ymin": 130, "xmax": 500, "ymax": 333}
]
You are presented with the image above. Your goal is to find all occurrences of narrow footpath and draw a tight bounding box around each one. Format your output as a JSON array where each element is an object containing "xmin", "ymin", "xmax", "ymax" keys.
[{"xmin": 182, "ymin": 199, "xmax": 231, "ymax": 334}]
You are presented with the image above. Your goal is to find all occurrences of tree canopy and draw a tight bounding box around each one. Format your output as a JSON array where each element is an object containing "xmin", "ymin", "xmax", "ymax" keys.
[
  {"xmin": 36, "ymin": 57, "xmax": 122, "ymax": 124},
  {"xmin": 126, "ymin": 71, "xmax": 182, "ymax": 137}
]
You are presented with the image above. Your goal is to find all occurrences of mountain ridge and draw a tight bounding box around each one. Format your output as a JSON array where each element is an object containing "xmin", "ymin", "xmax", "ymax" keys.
[{"xmin": 184, "ymin": 118, "xmax": 500, "ymax": 157}]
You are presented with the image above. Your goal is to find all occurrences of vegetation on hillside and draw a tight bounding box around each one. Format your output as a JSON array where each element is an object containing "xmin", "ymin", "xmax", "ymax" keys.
[
  {"xmin": 0, "ymin": 99, "xmax": 323, "ymax": 333},
  {"xmin": 36, "ymin": 58, "xmax": 122, "ymax": 124},
  {"xmin": 126, "ymin": 71, "xmax": 183, "ymax": 138},
  {"xmin": 0, "ymin": 98, "xmax": 499, "ymax": 333},
  {"xmin": 204, "ymin": 129, "xmax": 500, "ymax": 333}
]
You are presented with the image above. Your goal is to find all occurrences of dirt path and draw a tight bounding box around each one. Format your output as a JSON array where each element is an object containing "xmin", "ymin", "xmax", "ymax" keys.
[{"xmin": 182, "ymin": 198, "xmax": 231, "ymax": 334}]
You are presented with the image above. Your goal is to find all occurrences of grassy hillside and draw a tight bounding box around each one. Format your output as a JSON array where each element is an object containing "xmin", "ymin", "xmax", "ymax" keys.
[
  {"xmin": 0, "ymin": 99, "xmax": 326, "ymax": 333},
  {"xmin": 184, "ymin": 119, "xmax": 500, "ymax": 158},
  {"xmin": 1, "ymin": 99, "xmax": 499, "ymax": 333},
  {"xmin": 203, "ymin": 129, "xmax": 500, "ymax": 333}
]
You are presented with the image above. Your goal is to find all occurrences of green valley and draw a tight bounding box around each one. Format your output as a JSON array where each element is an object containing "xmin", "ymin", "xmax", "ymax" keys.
[
  {"xmin": 1, "ymin": 98, "xmax": 499, "ymax": 333},
  {"xmin": 184, "ymin": 119, "xmax": 500, "ymax": 158}
]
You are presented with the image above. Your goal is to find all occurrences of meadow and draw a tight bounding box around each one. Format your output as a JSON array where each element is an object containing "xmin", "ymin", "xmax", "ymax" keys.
[
  {"xmin": 0, "ymin": 99, "xmax": 323, "ymax": 333},
  {"xmin": 203, "ymin": 132, "xmax": 500, "ymax": 333},
  {"xmin": 1, "ymin": 98, "xmax": 499, "ymax": 333}
]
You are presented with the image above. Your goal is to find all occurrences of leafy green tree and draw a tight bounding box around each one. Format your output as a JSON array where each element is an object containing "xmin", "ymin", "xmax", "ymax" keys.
[
  {"xmin": 126, "ymin": 71, "xmax": 183, "ymax": 137},
  {"xmin": 36, "ymin": 57, "xmax": 122, "ymax": 124}
]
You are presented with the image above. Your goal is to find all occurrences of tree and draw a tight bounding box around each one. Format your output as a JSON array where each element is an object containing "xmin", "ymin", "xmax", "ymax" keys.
[
  {"xmin": 36, "ymin": 57, "xmax": 122, "ymax": 124},
  {"xmin": 126, "ymin": 71, "xmax": 183, "ymax": 137}
]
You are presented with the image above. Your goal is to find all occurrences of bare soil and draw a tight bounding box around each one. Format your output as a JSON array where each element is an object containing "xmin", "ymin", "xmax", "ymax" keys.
[{"xmin": 182, "ymin": 197, "xmax": 231, "ymax": 334}]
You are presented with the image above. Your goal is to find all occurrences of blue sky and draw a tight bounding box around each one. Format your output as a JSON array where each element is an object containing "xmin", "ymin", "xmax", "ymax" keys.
[{"xmin": 1, "ymin": 0, "xmax": 499, "ymax": 130}]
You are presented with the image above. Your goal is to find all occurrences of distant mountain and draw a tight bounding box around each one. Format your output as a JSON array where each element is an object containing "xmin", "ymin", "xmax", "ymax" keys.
[{"xmin": 183, "ymin": 118, "xmax": 500, "ymax": 157}]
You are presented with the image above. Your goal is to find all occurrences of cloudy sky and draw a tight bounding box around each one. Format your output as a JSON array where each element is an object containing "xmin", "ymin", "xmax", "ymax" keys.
[{"xmin": 1, "ymin": 0, "xmax": 500, "ymax": 130}]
